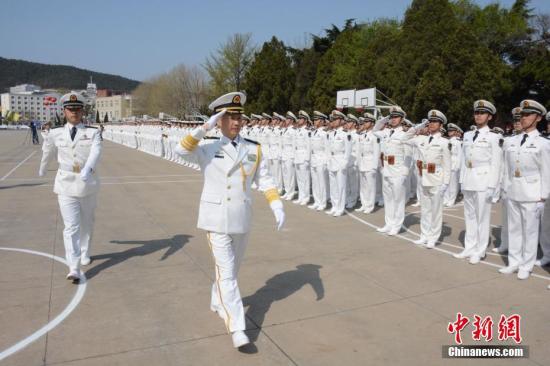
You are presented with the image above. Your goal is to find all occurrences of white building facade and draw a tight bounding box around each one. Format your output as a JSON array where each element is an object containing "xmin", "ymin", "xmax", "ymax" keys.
[
  {"xmin": 1, "ymin": 85, "xmax": 62, "ymax": 122},
  {"xmin": 96, "ymin": 94, "xmax": 133, "ymax": 122}
]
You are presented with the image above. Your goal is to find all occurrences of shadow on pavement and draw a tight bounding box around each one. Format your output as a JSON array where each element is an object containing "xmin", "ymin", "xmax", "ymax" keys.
[
  {"xmin": 243, "ymin": 264, "xmax": 324, "ymax": 343},
  {"xmin": 85, "ymin": 234, "xmax": 192, "ymax": 280}
]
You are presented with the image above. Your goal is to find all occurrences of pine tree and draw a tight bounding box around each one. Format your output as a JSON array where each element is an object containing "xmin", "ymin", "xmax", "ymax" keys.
[{"xmin": 243, "ymin": 37, "xmax": 294, "ymax": 113}]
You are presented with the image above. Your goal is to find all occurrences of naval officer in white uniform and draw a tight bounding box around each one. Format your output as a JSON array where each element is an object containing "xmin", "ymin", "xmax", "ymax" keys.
[
  {"xmin": 175, "ymin": 92, "xmax": 285, "ymax": 349},
  {"xmin": 39, "ymin": 92, "xmax": 102, "ymax": 282},
  {"xmin": 499, "ymin": 100, "xmax": 550, "ymax": 280},
  {"xmin": 454, "ymin": 100, "xmax": 503, "ymax": 264}
]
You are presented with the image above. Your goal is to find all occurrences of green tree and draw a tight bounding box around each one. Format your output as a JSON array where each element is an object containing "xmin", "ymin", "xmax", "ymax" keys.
[
  {"xmin": 243, "ymin": 37, "xmax": 294, "ymax": 113},
  {"xmin": 204, "ymin": 33, "xmax": 256, "ymax": 97}
]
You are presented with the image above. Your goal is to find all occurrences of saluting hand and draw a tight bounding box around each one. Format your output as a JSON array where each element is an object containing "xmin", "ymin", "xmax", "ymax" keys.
[{"xmin": 203, "ymin": 109, "xmax": 227, "ymax": 131}]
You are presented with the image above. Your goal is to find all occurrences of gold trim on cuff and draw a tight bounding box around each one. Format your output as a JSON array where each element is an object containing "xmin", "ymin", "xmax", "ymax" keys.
[
  {"xmin": 264, "ymin": 188, "xmax": 280, "ymax": 204},
  {"xmin": 180, "ymin": 135, "xmax": 199, "ymax": 151}
]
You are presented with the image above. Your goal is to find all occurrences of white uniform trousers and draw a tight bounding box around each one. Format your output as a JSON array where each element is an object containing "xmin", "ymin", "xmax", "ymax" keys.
[
  {"xmin": 295, "ymin": 162, "xmax": 311, "ymax": 202},
  {"xmin": 58, "ymin": 194, "xmax": 97, "ymax": 272},
  {"xmin": 282, "ymin": 160, "xmax": 296, "ymax": 197},
  {"xmin": 269, "ymin": 159, "xmax": 283, "ymax": 193},
  {"xmin": 506, "ymin": 200, "xmax": 540, "ymax": 272},
  {"xmin": 409, "ymin": 170, "xmax": 417, "ymax": 200},
  {"xmin": 444, "ymin": 170, "xmax": 460, "ymax": 206},
  {"xmin": 329, "ymin": 168, "xmax": 347, "ymax": 214},
  {"xmin": 359, "ymin": 170, "xmax": 377, "ymax": 212},
  {"xmin": 376, "ymin": 171, "xmax": 384, "ymax": 205},
  {"xmin": 382, "ymin": 175, "xmax": 407, "ymax": 231},
  {"xmin": 419, "ymin": 186, "xmax": 443, "ymax": 243},
  {"xmin": 207, "ymin": 232, "xmax": 249, "ymax": 333},
  {"xmin": 462, "ymin": 190, "xmax": 492, "ymax": 257},
  {"xmin": 539, "ymin": 200, "xmax": 550, "ymax": 262},
  {"xmin": 311, "ymin": 165, "xmax": 328, "ymax": 209},
  {"xmin": 346, "ymin": 166, "xmax": 359, "ymax": 208},
  {"xmin": 499, "ymin": 198, "xmax": 509, "ymax": 252}
]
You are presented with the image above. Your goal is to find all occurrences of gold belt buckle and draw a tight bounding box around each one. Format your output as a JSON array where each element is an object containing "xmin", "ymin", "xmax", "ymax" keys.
[
  {"xmin": 467, "ymin": 161, "xmax": 473, "ymax": 168},
  {"xmin": 514, "ymin": 169, "xmax": 521, "ymax": 178},
  {"xmin": 73, "ymin": 164, "xmax": 81, "ymax": 173}
]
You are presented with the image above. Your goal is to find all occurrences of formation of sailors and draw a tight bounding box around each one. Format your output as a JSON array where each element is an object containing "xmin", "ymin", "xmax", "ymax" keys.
[{"xmin": 103, "ymin": 98, "xmax": 550, "ymax": 283}]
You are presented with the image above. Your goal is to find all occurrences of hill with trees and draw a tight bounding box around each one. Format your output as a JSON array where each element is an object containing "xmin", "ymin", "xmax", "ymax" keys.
[{"xmin": 0, "ymin": 57, "xmax": 140, "ymax": 93}]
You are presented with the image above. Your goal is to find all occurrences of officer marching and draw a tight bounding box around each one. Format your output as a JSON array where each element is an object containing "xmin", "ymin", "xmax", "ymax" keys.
[
  {"xmin": 499, "ymin": 100, "xmax": 550, "ymax": 280},
  {"xmin": 175, "ymin": 92, "xmax": 286, "ymax": 349},
  {"xmin": 39, "ymin": 92, "xmax": 102, "ymax": 282}
]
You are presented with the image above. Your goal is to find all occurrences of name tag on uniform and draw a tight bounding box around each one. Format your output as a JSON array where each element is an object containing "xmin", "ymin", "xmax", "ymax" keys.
[
  {"xmin": 214, "ymin": 154, "xmax": 224, "ymax": 159},
  {"xmin": 247, "ymin": 154, "xmax": 257, "ymax": 162}
]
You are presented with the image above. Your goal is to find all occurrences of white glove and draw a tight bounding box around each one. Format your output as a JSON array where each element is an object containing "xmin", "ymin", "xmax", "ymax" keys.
[
  {"xmin": 38, "ymin": 169, "xmax": 45, "ymax": 177},
  {"xmin": 204, "ymin": 109, "xmax": 226, "ymax": 131},
  {"xmin": 439, "ymin": 184, "xmax": 449, "ymax": 197},
  {"xmin": 486, "ymin": 188, "xmax": 495, "ymax": 203},
  {"xmin": 536, "ymin": 201, "xmax": 546, "ymax": 219},
  {"xmin": 415, "ymin": 119, "xmax": 428, "ymax": 130},
  {"xmin": 270, "ymin": 200, "xmax": 285, "ymax": 231},
  {"xmin": 80, "ymin": 167, "xmax": 92, "ymax": 182}
]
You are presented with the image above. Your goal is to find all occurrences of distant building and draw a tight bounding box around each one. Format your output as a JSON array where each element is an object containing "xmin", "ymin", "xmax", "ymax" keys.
[
  {"xmin": 96, "ymin": 94, "xmax": 133, "ymax": 121},
  {"xmin": 1, "ymin": 85, "xmax": 62, "ymax": 122}
]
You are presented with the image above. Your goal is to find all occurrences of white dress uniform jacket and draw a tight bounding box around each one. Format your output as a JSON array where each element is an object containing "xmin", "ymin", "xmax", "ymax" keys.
[
  {"xmin": 459, "ymin": 126, "xmax": 502, "ymax": 191},
  {"xmin": 502, "ymin": 131, "xmax": 550, "ymax": 202},
  {"xmin": 176, "ymin": 127, "xmax": 279, "ymax": 234},
  {"xmin": 39, "ymin": 124, "xmax": 102, "ymax": 197}
]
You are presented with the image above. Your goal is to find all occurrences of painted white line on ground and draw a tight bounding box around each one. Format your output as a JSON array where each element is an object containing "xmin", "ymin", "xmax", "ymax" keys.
[
  {"xmin": 0, "ymin": 247, "xmax": 87, "ymax": 362},
  {"xmin": 408, "ymin": 209, "xmax": 500, "ymax": 229},
  {"xmin": 42, "ymin": 179, "xmax": 202, "ymax": 187},
  {"xmin": 344, "ymin": 211, "xmax": 550, "ymax": 282},
  {"xmin": 4, "ymin": 174, "xmax": 199, "ymax": 181},
  {"xmin": 0, "ymin": 151, "xmax": 36, "ymax": 181}
]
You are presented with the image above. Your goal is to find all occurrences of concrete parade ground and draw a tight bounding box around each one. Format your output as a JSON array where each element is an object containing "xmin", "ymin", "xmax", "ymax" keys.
[{"xmin": 1, "ymin": 130, "xmax": 549, "ymax": 366}]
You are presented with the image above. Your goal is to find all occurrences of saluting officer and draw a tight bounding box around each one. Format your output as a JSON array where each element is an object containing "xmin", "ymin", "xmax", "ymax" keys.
[
  {"xmin": 38, "ymin": 92, "xmax": 102, "ymax": 282},
  {"xmin": 454, "ymin": 100, "xmax": 503, "ymax": 264},
  {"xmin": 499, "ymin": 100, "xmax": 550, "ymax": 280},
  {"xmin": 175, "ymin": 92, "xmax": 285, "ymax": 349}
]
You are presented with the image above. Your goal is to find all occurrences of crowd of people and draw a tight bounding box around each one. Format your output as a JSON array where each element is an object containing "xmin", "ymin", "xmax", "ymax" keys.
[{"xmin": 103, "ymin": 99, "xmax": 550, "ymax": 283}]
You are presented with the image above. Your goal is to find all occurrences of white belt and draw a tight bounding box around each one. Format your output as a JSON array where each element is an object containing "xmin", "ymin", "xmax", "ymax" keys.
[{"xmin": 58, "ymin": 163, "xmax": 83, "ymax": 173}]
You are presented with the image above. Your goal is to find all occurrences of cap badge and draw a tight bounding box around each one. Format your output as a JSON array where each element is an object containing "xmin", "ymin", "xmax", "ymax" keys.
[
  {"xmin": 232, "ymin": 95, "xmax": 241, "ymax": 104},
  {"xmin": 70, "ymin": 95, "xmax": 77, "ymax": 102}
]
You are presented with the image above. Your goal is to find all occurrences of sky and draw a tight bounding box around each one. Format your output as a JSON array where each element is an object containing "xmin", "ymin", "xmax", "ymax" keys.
[{"xmin": 2, "ymin": 0, "xmax": 549, "ymax": 82}]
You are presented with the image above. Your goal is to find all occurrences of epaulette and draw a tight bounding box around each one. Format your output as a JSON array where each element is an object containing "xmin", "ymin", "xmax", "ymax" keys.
[
  {"xmin": 85, "ymin": 126, "xmax": 98, "ymax": 129},
  {"xmin": 204, "ymin": 136, "xmax": 220, "ymax": 140},
  {"xmin": 244, "ymin": 138, "xmax": 260, "ymax": 145}
]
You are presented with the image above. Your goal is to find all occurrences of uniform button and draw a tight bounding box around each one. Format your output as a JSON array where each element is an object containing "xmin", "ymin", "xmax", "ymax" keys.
[
  {"xmin": 227, "ymin": 185, "xmax": 231, "ymax": 189},
  {"xmin": 227, "ymin": 197, "xmax": 231, "ymax": 201}
]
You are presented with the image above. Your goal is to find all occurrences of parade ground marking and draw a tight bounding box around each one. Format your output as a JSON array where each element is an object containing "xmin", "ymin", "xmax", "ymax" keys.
[
  {"xmin": 0, "ymin": 247, "xmax": 87, "ymax": 362},
  {"xmin": 0, "ymin": 151, "xmax": 36, "ymax": 181},
  {"xmin": 344, "ymin": 211, "xmax": 550, "ymax": 283}
]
